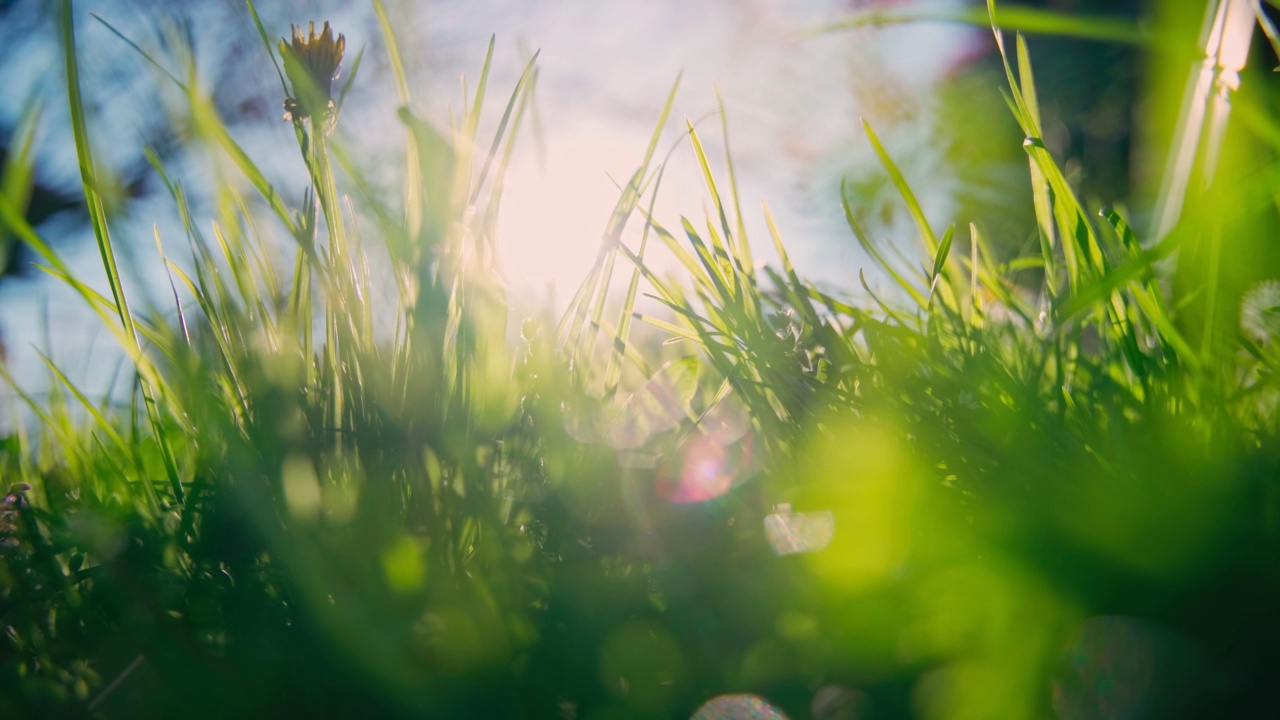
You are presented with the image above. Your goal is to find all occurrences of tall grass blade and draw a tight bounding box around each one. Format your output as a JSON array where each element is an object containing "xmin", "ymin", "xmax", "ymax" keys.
[
  {"xmin": 929, "ymin": 224, "xmax": 955, "ymax": 303},
  {"xmin": 863, "ymin": 120, "xmax": 939, "ymax": 257},
  {"xmin": 716, "ymin": 88, "xmax": 753, "ymax": 280},
  {"xmin": 0, "ymin": 93, "xmax": 41, "ymax": 276},
  {"xmin": 372, "ymin": 0, "xmax": 423, "ymax": 238},
  {"xmin": 840, "ymin": 180, "xmax": 927, "ymax": 308},
  {"xmin": 243, "ymin": 0, "xmax": 288, "ymax": 96},
  {"xmin": 471, "ymin": 50, "xmax": 540, "ymax": 205},
  {"xmin": 604, "ymin": 170, "xmax": 667, "ymax": 395},
  {"xmin": 91, "ymin": 14, "xmax": 187, "ymax": 91},
  {"xmin": 60, "ymin": 0, "xmax": 185, "ymax": 506},
  {"xmin": 561, "ymin": 75, "xmax": 680, "ymax": 375}
]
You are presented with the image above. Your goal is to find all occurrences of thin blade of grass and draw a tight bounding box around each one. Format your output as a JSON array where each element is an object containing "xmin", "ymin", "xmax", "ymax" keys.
[
  {"xmin": 686, "ymin": 122, "xmax": 736, "ymax": 273},
  {"xmin": 92, "ymin": 14, "xmax": 187, "ymax": 91},
  {"xmin": 61, "ymin": 0, "xmax": 185, "ymax": 506},
  {"xmin": 715, "ymin": 87, "xmax": 753, "ymax": 280},
  {"xmin": 812, "ymin": 3, "xmax": 1144, "ymax": 44},
  {"xmin": 840, "ymin": 180, "xmax": 928, "ymax": 308},
  {"xmin": 244, "ymin": 0, "xmax": 288, "ymax": 96},
  {"xmin": 33, "ymin": 350, "xmax": 130, "ymax": 456},
  {"xmin": 153, "ymin": 226, "xmax": 190, "ymax": 345},
  {"xmin": 471, "ymin": 49, "xmax": 540, "ymax": 204},
  {"xmin": 0, "ymin": 93, "xmax": 42, "ymax": 276},
  {"xmin": 928, "ymin": 223, "xmax": 955, "ymax": 304},
  {"xmin": 569, "ymin": 75, "xmax": 682, "ymax": 366},
  {"xmin": 863, "ymin": 120, "xmax": 939, "ymax": 257},
  {"xmin": 604, "ymin": 167, "xmax": 668, "ymax": 395},
  {"xmin": 372, "ymin": 0, "xmax": 422, "ymax": 237}
]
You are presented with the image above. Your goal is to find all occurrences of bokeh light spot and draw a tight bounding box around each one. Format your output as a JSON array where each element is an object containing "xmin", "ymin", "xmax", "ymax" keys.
[
  {"xmin": 801, "ymin": 423, "xmax": 919, "ymax": 591},
  {"xmin": 811, "ymin": 685, "xmax": 869, "ymax": 720},
  {"xmin": 656, "ymin": 393, "xmax": 757, "ymax": 504},
  {"xmin": 282, "ymin": 453, "xmax": 321, "ymax": 522},
  {"xmin": 764, "ymin": 504, "xmax": 835, "ymax": 555},
  {"xmin": 381, "ymin": 534, "xmax": 426, "ymax": 594},
  {"xmin": 657, "ymin": 430, "xmax": 755, "ymax": 504},
  {"xmin": 691, "ymin": 693, "xmax": 790, "ymax": 720}
]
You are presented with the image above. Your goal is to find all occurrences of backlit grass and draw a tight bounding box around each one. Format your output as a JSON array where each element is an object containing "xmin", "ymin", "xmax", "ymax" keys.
[{"xmin": 2, "ymin": 1, "xmax": 1279, "ymax": 718}]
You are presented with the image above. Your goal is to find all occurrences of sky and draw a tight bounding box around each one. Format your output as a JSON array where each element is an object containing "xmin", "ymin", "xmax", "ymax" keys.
[{"xmin": 0, "ymin": 0, "xmax": 980, "ymax": 397}]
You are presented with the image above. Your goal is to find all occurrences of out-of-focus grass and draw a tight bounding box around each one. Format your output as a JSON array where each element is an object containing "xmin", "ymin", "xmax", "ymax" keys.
[{"xmin": 1, "ymin": 1, "xmax": 1279, "ymax": 719}]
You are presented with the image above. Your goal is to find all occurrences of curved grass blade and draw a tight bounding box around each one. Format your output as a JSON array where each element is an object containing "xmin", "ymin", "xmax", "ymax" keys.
[
  {"xmin": 244, "ymin": 0, "xmax": 288, "ymax": 96},
  {"xmin": 840, "ymin": 180, "xmax": 927, "ymax": 308},
  {"xmin": 812, "ymin": 3, "xmax": 1145, "ymax": 44},
  {"xmin": 863, "ymin": 120, "xmax": 939, "ymax": 257},
  {"xmin": 928, "ymin": 223, "xmax": 955, "ymax": 304},
  {"xmin": 716, "ymin": 87, "xmax": 753, "ymax": 280},
  {"xmin": 471, "ymin": 49, "xmax": 541, "ymax": 205},
  {"xmin": 61, "ymin": 0, "xmax": 185, "ymax": 506}
]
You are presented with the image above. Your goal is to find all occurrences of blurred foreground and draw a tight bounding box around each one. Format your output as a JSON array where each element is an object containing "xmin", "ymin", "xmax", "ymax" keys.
[{"xmin": 2, "ymin": 1, "xmax": 1280, "ymax": 719}]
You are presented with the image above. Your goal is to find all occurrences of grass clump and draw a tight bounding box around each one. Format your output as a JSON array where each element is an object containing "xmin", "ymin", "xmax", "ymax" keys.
[{"xmin": 2, "ymin": 1, "xmax": 1280, "ymax": 718}]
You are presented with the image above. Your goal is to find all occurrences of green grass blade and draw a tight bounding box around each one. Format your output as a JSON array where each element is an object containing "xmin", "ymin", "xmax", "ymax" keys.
[
  {"xmin": 863, "ymin": 120, "xmax": 939, "ymax": 257},
  {"xmin": 604, "ymin": 168, "xmax": 668, "ymax": 395},
  {"xmin": 153, "ymin": 226, "xmax": 190, "ymax": 345},
  {"xmin": 968, "ymin": 223, "xmax": 982, "ymax": 327},
  {"xmin": 464, "ymin": 36, "xmax": 497, "ymax": 158},
  {"xmin": 470, "ymin": 49, "xmax": 540, "ymax": 205},
  {"xmin": 680, "ymin": 217, "xmax": 732, "ymax": 303},
  {"xmin": 61, "ymin": 0, "xmax": 185, "ymax": 507},
  {"xmin": 334, "ymin": 45, "xmax": 367, "ymax": 119},
  {"xmin": 91, "ymin": 13, "xmax": 187, "ymax": 91},
  {"xmin": 929, "ymin": 224, "xmax": 955, "ymax": 304},
  {"xmin": 716, "ymin": 88, "xmax": 753, "ymax": 280},
  {"xmin": 762, "ymin": 203, "xmax": 822, "ymax": 330},
  {"xmin": 560, "ymin": 75, "xmax": 680, "ymax": 366},
  {"xmin": 244, "ymin": 0, "xmax": 289, "ymax": 96},
  {"xmin": 63, "ymin": 1, "xmax": 132, "ymax": 335},
  {"xmin": 840, "ymin": 180, "xmax": 927, "ymax": 308},
  {"xmin": 195, "ymin": 101, "xmax": 300, "ymax": 238},
  {"xmin": 372, "ymin": 0, "xmax": 422, "ymax": 237},
  {"xmin": 34, "ymin": 350, "xmax": 131, "ymax": 456},
  {"xmin": 814, "ymin": 2, "xmax": 1145, "ymax": 44},
  {"xmin": 686, "ymin": 122, "xmax": 736, "ymax": 272},
  {"xmin": 0, "ymin": 92, "xmax": 42, "ymax": 276}
]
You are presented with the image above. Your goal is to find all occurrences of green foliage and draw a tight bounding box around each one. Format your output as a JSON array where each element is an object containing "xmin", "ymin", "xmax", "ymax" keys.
[{"xmin": 2, "ymin": 1, "xmax": 1280, "ymax": 718}]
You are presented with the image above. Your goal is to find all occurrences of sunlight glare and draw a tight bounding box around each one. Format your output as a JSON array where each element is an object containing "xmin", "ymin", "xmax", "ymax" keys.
[{"xmin": 497, "ymin": 126, "xmax": 637, "ymax": 300}]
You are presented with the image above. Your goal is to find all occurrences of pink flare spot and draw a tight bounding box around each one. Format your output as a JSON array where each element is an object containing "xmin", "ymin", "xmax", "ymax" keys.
[{"xmin": 657, "ymin": 431, "xmax": 754, "ymax": 504}]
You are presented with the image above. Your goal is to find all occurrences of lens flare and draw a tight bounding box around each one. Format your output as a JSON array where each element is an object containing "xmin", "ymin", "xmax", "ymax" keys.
[
  {"xmin": 657, "ymin": 427, "xmax": 755, "ymax": 504},
  {"xmin": 656, "ymin": 393, "xmax": 756, "ymax": 504}
]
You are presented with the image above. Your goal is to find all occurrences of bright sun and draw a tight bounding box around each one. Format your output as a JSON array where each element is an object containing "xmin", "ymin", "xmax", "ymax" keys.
[{"xmin": 496, "ymin": 125, "xmax": 639, "ymax": 302}]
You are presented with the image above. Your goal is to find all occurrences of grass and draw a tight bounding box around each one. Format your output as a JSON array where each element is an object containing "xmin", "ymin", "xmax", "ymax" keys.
[{"xmin": 1, "ymin": 1, "xmax": 1279, "ymax": 718}]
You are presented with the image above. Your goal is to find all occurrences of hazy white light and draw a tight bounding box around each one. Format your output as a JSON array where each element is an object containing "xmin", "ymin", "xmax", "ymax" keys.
[{"xmin": 497, "ymin": 125, "xmax": 636, "ymax": 299}]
